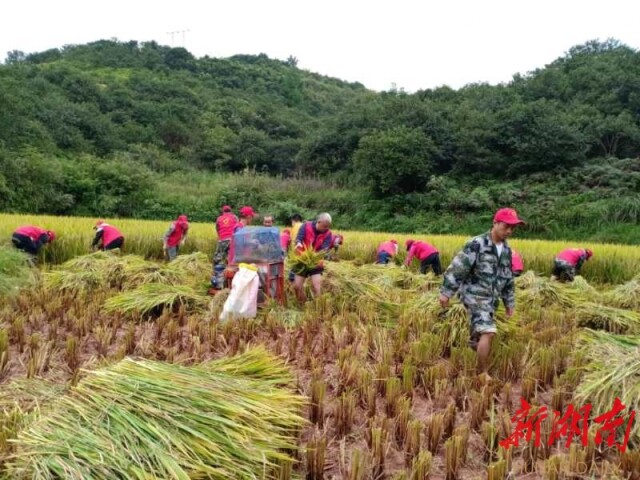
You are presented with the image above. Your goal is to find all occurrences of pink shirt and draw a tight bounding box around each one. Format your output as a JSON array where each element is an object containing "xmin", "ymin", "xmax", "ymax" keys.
[
  {"xmin": 405, "ymin": 241, "xmax": 438, "ymax": 265},
  {"xmin": 511, "ymin": 249, "xmax": 524, "ymax": 272},
  {"xmin": 377, "ymin": 241, "xmax": 398, "ymax": 256},
  {"xmin": 556, "ymin": 248, "xmax": 586, "ymax": 266}
]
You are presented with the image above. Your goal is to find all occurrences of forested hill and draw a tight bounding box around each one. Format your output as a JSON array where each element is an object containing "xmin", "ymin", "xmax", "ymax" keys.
[{"xmin": 1, "ymin": 39, "xmax": 640, "ymax": 243}]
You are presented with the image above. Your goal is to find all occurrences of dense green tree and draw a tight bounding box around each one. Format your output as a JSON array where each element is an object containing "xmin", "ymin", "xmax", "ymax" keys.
[{"xmin": 353, "ymin": 126, "xmax": 438, "ymax": 196}]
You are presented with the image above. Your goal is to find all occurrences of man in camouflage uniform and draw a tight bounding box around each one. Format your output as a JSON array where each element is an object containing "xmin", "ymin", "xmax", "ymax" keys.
[{"xmin": 439, "ymin": 208, "xmax": 525, "ymax": 379}]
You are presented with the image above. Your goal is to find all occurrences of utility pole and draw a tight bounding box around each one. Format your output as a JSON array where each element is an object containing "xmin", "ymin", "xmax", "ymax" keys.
[{"xmin": 166, "ymin": 29, "xmax": 190, "ymax": 47}]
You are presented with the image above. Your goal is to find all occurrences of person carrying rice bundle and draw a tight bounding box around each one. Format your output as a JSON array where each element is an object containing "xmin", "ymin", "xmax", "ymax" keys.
[
  {"xmin": 439, "ymin": 207, "xmax": 525, "ymax": 382},
  {"xmin": 292, "ymin": 212, "xmax": 333, "ymax": 303}
]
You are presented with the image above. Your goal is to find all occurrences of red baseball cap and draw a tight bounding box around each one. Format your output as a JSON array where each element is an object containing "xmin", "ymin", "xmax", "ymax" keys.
[
  {"xmin": 405, "ymin": 239, "xmax": 414, "ymax": 248},
  {"xmin": 239, "ymin": 206, "xmax": 258, "ymax": 217},
  {"xmin": 391, "ymin": 239, "xmax": 398, "ymax": 244},
  {"xmin": 222, "ymin": 205, "xmax": 231, "ymax": 212},
  {"xmin": 585, "ymin": 249, "xmax": 593, "ymax": 259},
  {"xmin": 493, "ymin": 208, "xmax": 526, "ymax": 226},
  {"xmin": 47, "ymin": 230, "xmax": 56, "ymax": 242}
]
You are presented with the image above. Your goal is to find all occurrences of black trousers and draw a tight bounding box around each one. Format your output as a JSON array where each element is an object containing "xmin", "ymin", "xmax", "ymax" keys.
[
  {"xmin": 420, "ymin": 252, "xmax": 442, "ymax": 275},
  {"xmin": 12, "ymin": 233, "xmax": 43, "ymax": 255},
  {"xmin": 104, "ymin": 237, "xmax": 124, "ymax": 251}
]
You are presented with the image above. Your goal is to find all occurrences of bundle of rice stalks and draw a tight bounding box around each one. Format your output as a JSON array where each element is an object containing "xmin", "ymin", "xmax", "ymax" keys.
[
  {"xmin": 44, "ymin": 251, "xmax": 128, "ymax": 293},
  {"xmin": 568, "ymin": 276, "xmax": 599, "ymax": 297},
  {"xmin": 433, "ymin": 302, "xmax": 470, "ymax": 350},
  {"xmin": 575, "ymin": 329, "xmax": 640, "ymax": 446},
  {"xmin": 518, "ymin": 276, "xmax": 580, "ymax": 310},
  {"xmin": 0, "ymin": 379, "xmax": 65, "ymax": 460},
  {"xmin": 515, "ymin": 271, "xmax": 537, "ymax": 290},
  {"xmin": 6, "ymin": 349, "xmax": 306, "ymax": 479},
  {"xmin": 0, "ymin": 246, "xmax": 35, "ymax": 297},
  {"xmin": 574, "ymin": 303, "xmax": 640, "ymax": 334},
  {"xmin": 602, "ymin": 280, "xmax": 640, "ymax": 310},
  {"xmin": 288, "ymin": 248, "xmax": 326, "ymax": 276},
  {"xmin": 121, "ymin": 261, "xmax": 189, "ymax": 288},
  {"xmin": 170, "ymin": 252, "xmax": 211, "ymax": 277},
  {"xmin": 323, "ymin": 262, "xmax": 401, "ymax": 317},
  {"xmin": 0, "ymin": 379, "xmax": 66, "ymax": 413},
  {"xmin": 103, "ymin": 283, "xmax": 209, "ymax": 316},
  {"xmin": 203, "ymin": 346, "xmax": 293, "ymax": 384}
]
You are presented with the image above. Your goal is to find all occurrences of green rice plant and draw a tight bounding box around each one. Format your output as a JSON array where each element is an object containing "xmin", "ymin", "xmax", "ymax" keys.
[
  {"xmin": 409, "ymin": 450, "xmax": 432, "ymax": 480},
  {"xmin": 444, "ymin": 434, "xmax": 465, "ymax": 480},
  {"xmin": 487, "ymin": 460, "xmax": 507, "ymax": 480},
  {"xmin": 103, "ymin": 283, "xmax": 209, "ymax": 316},
  {"xmin": 0, "ymin": 246, "xmax": 34, "ymax": 297},
  {"xmin": 305, "ymin": 431, "xmax": 327, "ymax": 480},
  {"xmin": 426, "ymin": 412, "xmax": 444, "ymax": 454},
  {"xmin": 0, "ymin": 329, "xmax": 9, "ymax": 381},
  {"xmin": 7, "ymin": 349, "xmax": 306, "ymax": 479}
]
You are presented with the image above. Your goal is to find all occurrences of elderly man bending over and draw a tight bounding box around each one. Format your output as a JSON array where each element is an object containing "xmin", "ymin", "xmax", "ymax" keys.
[{"xmin": 293, "ymin": 212, "xmax": 333, "ymax": 302}]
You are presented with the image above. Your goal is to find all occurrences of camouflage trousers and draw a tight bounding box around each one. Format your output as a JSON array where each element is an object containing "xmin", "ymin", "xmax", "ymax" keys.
[
  {"xmin": 212, "ymin": 240, "xmax": 231, "ymax": 289},
  {"xmin": 213, "ymin": 240, "xmax": 231, "ymax": 265},
  {"xmin": 552, "ymin": 259, "xmax": 576, "ymax": 282},
  {"xmin": 466, "ymin": 304, "xmax": 498, "ymax": 350}
]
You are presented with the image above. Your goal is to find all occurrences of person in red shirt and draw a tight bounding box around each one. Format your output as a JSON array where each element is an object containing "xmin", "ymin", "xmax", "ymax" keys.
[
  {"xmin": 213, "ymin": 206, "xmax": 238, "ymax": 266},
  {"xmin": 163, "ymin": 215, "xmax": 189, "ymax": 261},
  {"xmin": 553, "ymin": 248, "xmax": 593, "ymax": 282},
  {"xmin": 511, "ymin": 249, "xmax": 524, "ymax": 277},
  {"xmin": 280, "ymin": 228, "xmax": 292, "ymax": 255},
  {"xmin": 293, "ymin": 212, "xmax": 333, "ymax": 303},
  {"xmin": 405, "ymin": 239, "xmax": 442, "ymax": 275},
  {"xmin": 376, "ymin": 239, "xmax": 399, "ymax": 264},
  {"xmin": 92, "ymin": 220, "xmax": 124, "ymax": 251},
  {"xmin": 12, "ymin": 225, "xmax": 56, "ymax": 256},
  {"xmin": 212, "ymin": 206, "xmax": 257, "ymax": 289}
]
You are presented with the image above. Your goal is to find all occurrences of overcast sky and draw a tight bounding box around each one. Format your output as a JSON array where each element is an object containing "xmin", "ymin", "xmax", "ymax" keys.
[{"xmin": 2, "ymin": 0, "xmax": 639, "ymax": 92}]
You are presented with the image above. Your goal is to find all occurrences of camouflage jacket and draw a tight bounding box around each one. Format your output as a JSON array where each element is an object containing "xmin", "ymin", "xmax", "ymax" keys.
[{"xmin": 440, "ymin": 231, "xmax": 515, "ymax": 311}]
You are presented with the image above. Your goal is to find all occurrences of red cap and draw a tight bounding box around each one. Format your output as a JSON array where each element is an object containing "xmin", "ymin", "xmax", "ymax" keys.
[
  {"xmin": 239, "ymin": 206, "xmax": 258, "ymax": 217},
  {"xmin": 391, "ymin": 239, "xmax": 398, "ymax": 244},
  {"xmin": 585, "ymin": 249, "xmax": 593, "ymax": 259},
  {"xmin": 47, "ymin": 230, "xmax": 56, "ymax": 242},
  {"xmin": 493, "ymin": 208, "xmax": 526, "ymax": 226},
  {"xmin": 95, "ymin": 219, "xmax": 105, "ymax": 227},
  {"xmin": 222, "ymin": 205, "xmax": 231, "ymax": 212},
  {"xmin": 405, "ymin": 239, "xmax": 414, "ymax": 248}
]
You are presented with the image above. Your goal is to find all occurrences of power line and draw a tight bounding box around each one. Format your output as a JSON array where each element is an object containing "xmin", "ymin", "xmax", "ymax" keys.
[{"xmin": 166, "ymin": 29, "xmax": 190, "ymax": 47}]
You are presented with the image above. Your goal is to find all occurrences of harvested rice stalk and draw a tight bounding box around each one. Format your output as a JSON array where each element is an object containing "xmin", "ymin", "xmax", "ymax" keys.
[
  {"xmin": 574, "ymin": 303, "xmax": 640, "ymax": 334},
  {"xmin": 603, "ymin": 280, "xmax": 640, "ymax": 310},
  {"xmin": 575, "ymin": 330, "xmax": 640, "ymax": 446},
  {"xmin": 103, "ymin": 283, "xmax": 209, "ymax": 316},
  {"xmin": 7, "ymin": 350, "xmax": 306, "ymax": 479},
  {"xmin": 288, "ymin": 248, "xmax": 326, "ymax": 276}
]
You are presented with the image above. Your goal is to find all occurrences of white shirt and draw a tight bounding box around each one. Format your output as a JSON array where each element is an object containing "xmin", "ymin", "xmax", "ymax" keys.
[{"xmin": 495, "ymin": 242, "xmax": 504, "ymax": 258}]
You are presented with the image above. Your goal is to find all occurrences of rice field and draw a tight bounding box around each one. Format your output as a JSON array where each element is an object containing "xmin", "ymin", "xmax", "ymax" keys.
[
  {"xmin": 1, "ymin": 213, "xmax": 640, "ymax": 479},
  {"xmin": 2, "ymin": 213, "xmax": 640, "ymax": 284}
]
